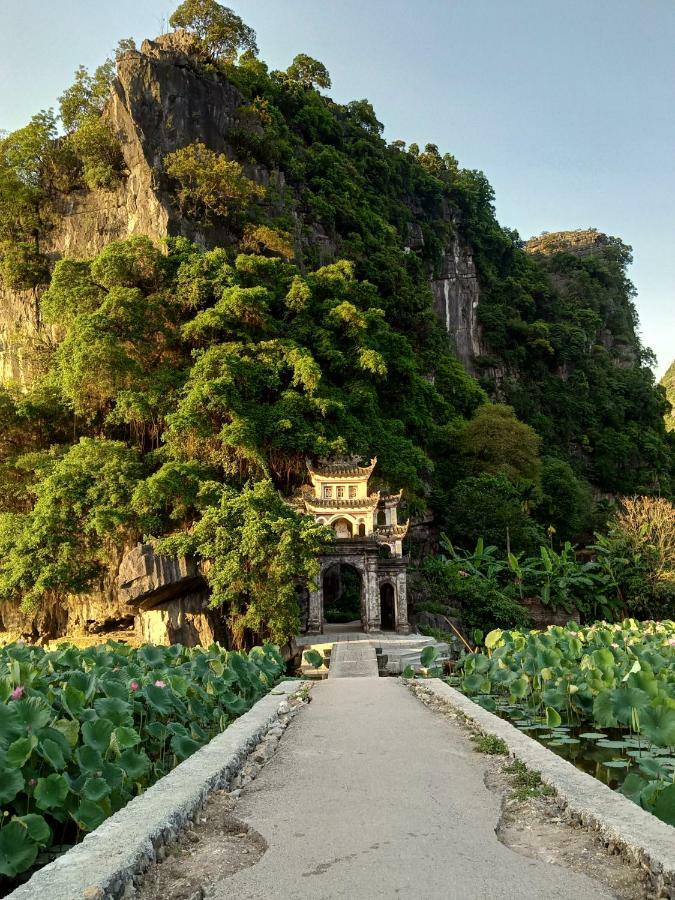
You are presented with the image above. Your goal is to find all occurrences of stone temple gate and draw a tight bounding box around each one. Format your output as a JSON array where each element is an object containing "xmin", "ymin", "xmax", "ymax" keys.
[{"xmin": 292, "ymin": 458, "xmax": 410, "ymax": 634}]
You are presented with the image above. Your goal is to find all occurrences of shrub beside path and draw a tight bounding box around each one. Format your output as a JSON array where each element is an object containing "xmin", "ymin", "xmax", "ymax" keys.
[{"xmin": 213, "ymin": 678, "xmax": 613, "ymax": 900}]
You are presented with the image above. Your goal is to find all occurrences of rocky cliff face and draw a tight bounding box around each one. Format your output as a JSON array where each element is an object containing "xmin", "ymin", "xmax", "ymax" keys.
[
  {"xmin": 430, "ymin": 236, "xmax": 483, "ymax": 372},
  {"xmin": 0, "ymin": 35, "xmax": 482, "ymax": 387},
  {"xmin": 0, "ymin": 36, "xmax": 256, "ymax": 385}
]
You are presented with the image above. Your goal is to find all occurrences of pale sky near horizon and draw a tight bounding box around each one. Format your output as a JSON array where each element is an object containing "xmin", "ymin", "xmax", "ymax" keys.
[{"xmin": 1, "ymin": 0, "xmax": 672, "ymax": 378}]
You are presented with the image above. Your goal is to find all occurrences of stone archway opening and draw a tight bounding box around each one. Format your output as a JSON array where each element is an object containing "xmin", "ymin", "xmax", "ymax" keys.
[
  {"xmin": 332, "ymin": 517, "xmax": 353, "ymax": 539},
  {"xmin": 323, "ymin": 563, "xmax": 363, "ymax": 625},
  {"xmin": 380, "ymin": 582, "xmax": 396, "ymax": 631}
]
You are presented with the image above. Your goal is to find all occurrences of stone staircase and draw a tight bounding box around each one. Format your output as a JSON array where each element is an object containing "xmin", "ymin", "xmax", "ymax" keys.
[
  {"xmin": 298, "ymin": 627, "xmax": 453, "ymax": 678},
  {"xmin": 328, "ymin": 641, "xmax": 379, "ymax": 678}
]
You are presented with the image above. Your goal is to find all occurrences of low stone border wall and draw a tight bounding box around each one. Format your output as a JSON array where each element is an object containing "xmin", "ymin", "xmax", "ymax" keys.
[
  {"xmin": 7, "ymin": 680, "xmax": 303, "ymax": 900},
  {"xmin": 419, "ymin": 679, "xmax": 675, "ymax": 897}
]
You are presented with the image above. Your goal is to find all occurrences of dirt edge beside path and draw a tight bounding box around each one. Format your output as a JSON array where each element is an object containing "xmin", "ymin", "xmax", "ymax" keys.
[
  {"xmin": 409, "ymin": 681, "xmax": 654, "ymax": 900},
  {"xmin": 133, "ymin": 686, "xmax": 312, "ymax": 900}
]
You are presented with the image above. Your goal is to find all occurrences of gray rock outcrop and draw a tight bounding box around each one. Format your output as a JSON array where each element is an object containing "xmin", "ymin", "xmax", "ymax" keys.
[
  {"xmin": 117, "ymin": 543, "xmax": 204, "ymax": 608},
  {"xmin": 430, "ymin": 235, "xmax": 484, "ymax": 372}
]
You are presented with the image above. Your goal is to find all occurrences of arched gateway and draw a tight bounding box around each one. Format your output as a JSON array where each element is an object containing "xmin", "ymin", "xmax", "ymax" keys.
[{"xmin": 292, "ymin": 457, "xmax": 410, "ymax": 633}]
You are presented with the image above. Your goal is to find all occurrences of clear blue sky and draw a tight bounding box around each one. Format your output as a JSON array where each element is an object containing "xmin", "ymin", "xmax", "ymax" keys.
[{"xmin": 1, "ymin": 0, "xmax": 673, "ymax": 377}]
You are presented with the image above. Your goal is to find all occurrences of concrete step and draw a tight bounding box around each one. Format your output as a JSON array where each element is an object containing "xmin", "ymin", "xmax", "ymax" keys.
[{"xmin": 328, "ymin": 642, "xmax": 379, "ymax": 678}]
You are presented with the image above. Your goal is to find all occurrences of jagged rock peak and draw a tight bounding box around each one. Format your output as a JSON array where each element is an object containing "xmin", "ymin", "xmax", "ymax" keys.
[
  {"xmin": 525, "ymin": 229, "xmax": 617, "ymax": 258},
  {"xmin": 140, "ymin": 30, "xmax": 204, "ymax": 64}
]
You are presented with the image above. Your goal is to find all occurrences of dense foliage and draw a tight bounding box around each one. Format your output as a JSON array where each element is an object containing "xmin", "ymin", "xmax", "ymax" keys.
[
  {"xmin": 593, "ymin": 496, "xmax": 675, "ymax": 621},
  {"xmin": 0, "ymin": 639, "xmax": 284, "ymax": 880},
  {"xmin": 0, "ymin": 232, "xmax": 479, "ymax": 638},
  {"xmin": 459, "ymin": 620, "xmax": 675, "ymax": 826},
  {"xmin": 415, "ymin": 534, "xmax": 615, "ymax": 634}
]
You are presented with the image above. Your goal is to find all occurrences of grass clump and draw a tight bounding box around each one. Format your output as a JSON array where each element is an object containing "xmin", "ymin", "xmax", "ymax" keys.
[
  {"xmin": 472, "ymin": 732, "xmax": 508, "ymax": 755},
  {"xmin": 503, "ymin": 759, "xmax": 557, "ymax": 801}
]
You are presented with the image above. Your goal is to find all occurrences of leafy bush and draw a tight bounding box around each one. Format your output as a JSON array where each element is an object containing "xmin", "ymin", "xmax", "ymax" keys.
[
  {"xmin": 0, "ymin": 639, "xmax": 284, "ymax": 881},
  {"xmin": 0, "ymin": 241, "xmax": 49, "ymax": 290},
  {"xmin": 67, "ymin": 118, "xmax": 124, "ymax": 189},
  {"xmin": 413, "ymin": 546, "xmax": 531, "ymax": 635},
  {"xmin": 440, "ymin": 536, "xmax": 619, "ymax": 623}
]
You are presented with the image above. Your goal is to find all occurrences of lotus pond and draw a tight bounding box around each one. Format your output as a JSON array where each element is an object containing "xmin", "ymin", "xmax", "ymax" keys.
[
  {"xmin": 0, "ymin": 640, "xmax": 285, "ymax": 890},
  {"xmin": 457, "ymin": 619, "xmax": 675, "ymax": 827}
]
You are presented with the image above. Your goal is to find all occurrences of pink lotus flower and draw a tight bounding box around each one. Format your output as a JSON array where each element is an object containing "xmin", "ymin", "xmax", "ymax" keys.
[
  {"xmin": 10, "ymin": 686, "xmax": 24, "ymax": 701},
  {"xmin": 129, "ymin": 681, "xmax": 140, "ymax": 691},
  {"xmin": 667, "ymin": 638, "xmax": 675, "ymax": 647},
  {"xmin": 154, "ymin": 680, "xmax": 166, "ymax": 688}
]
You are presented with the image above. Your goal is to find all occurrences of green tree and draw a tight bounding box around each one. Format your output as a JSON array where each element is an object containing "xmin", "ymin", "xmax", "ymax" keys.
[
  {"xmin": 163, "ymin": 142, "xmax": 265, "ymax": 221},
  {"xmin": 0, "ymin": 111, "xmax": 61, "ymax": 244},
  {"xmin": 0, "ymin": 439, "xmax": 144, "ymax": 611},
  {"xmin": 157, "ymin": 479, "xmax": 330, "ymax": 645},
  {"xmin": 537, "ymin": 456, "xmax": 592, "ymax": 542},
  {"xmin": 169, "ymin": 0, "xmax": 257, "ymax": 62},
  {"xmin": 448, "ymin": 474, "xmax": 544, "ymax": 553},
  {"xmin": 460, "ymin": 403, "xmax": 542, "ymax": 484},
  {"xmin": 285, "ymin": 54, "xmax": 331, "ymax": 90},
  {"xmin": 58, "ymin": 60, "xmax": 115, "ymax": 133}
]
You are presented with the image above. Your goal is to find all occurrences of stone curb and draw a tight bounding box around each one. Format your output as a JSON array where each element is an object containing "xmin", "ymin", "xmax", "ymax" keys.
[
  {"xmin": 7, "ymin": 680, "xmax": 303, "ymax": 900},
  {"xmin": 420, "ymin": 679, "xmax": 675, "ymax": 896}
]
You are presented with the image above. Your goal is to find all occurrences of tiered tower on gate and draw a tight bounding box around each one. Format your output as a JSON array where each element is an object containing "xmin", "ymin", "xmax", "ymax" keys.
[
  {"xmin": 293, "ymin": 458, "xmax": 410, "ymax": 634},
  {"xmin": 294, "ymin": 457, "xmax": 409, "ymax": 556}
]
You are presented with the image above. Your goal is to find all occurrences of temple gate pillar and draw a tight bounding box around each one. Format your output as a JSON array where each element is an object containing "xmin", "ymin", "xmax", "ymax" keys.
[
  {"xmin": 364, "ymin": 558, "xmax": 380, "ymax": 632},
  {"xmin": 396, "ymin": 573, "xmax": 410, "ymax": 634},
  {"xmin": 307, "ymin": 571, "xmax": 324, "ymax": 634}
]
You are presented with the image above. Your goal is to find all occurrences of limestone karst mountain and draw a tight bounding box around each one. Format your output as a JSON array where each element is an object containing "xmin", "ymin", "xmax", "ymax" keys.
[{"xmin": 0, "ymin": 20, "xmax": 672, "ymax": 645}]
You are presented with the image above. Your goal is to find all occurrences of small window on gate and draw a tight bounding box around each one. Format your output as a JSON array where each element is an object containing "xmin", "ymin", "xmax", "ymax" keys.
[
  {"xmin": 349, "ymin": 485, "xmax": 357, "ymax": 499},
  {"xmin": 337, "ymin": 486, "xmax": 345, "ymax": 499},
  {"xmin": 323, "ymin": 485, "xmax": 332, "ymax": 499}
]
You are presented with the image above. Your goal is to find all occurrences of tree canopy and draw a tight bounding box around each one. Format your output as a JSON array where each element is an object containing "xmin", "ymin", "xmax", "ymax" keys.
[{"xmin": 169, "ymin": 0, "xmax": 257, "ymax": 61}]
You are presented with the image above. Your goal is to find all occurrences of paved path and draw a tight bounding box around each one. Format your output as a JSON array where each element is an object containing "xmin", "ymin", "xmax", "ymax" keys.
[
  {"xmin": 212, "ymin": 679, "xmax": 611, "ymax": 900},
  {"xmin": 328, "ymin": 641, "xmax": 379, "ymax": 678}
]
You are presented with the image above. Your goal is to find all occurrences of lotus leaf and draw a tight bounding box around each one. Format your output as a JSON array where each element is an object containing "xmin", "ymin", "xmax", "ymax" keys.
[
  {"xmin": 0, "ymin": 820, "xmax": 39, "ymax": 877},
  {"xmin": 34, "ymin": 773, "xmax": 69, "ymax": 810}
]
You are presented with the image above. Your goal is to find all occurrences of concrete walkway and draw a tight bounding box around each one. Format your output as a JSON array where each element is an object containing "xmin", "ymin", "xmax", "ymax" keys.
[
  {"xmin": 212, "ymin": 679, "xmax": 611, "ymax": 900},
  {"xmin": 328, "ymin": 641, "xmax": 379, "ymax": 678}
]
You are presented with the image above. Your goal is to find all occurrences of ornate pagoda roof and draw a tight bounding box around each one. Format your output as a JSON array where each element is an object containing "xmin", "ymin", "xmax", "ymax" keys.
[
  {"xmin": 306, "ymin": 457, "xmax": 377, "ymax": 481},
  {"xmin": 379, "ymin": 489, "xmax": 403, "ymax": 506},
  {"xmin": 300, "ymin": 492, "xmax": 381, "ymax": 511}
]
